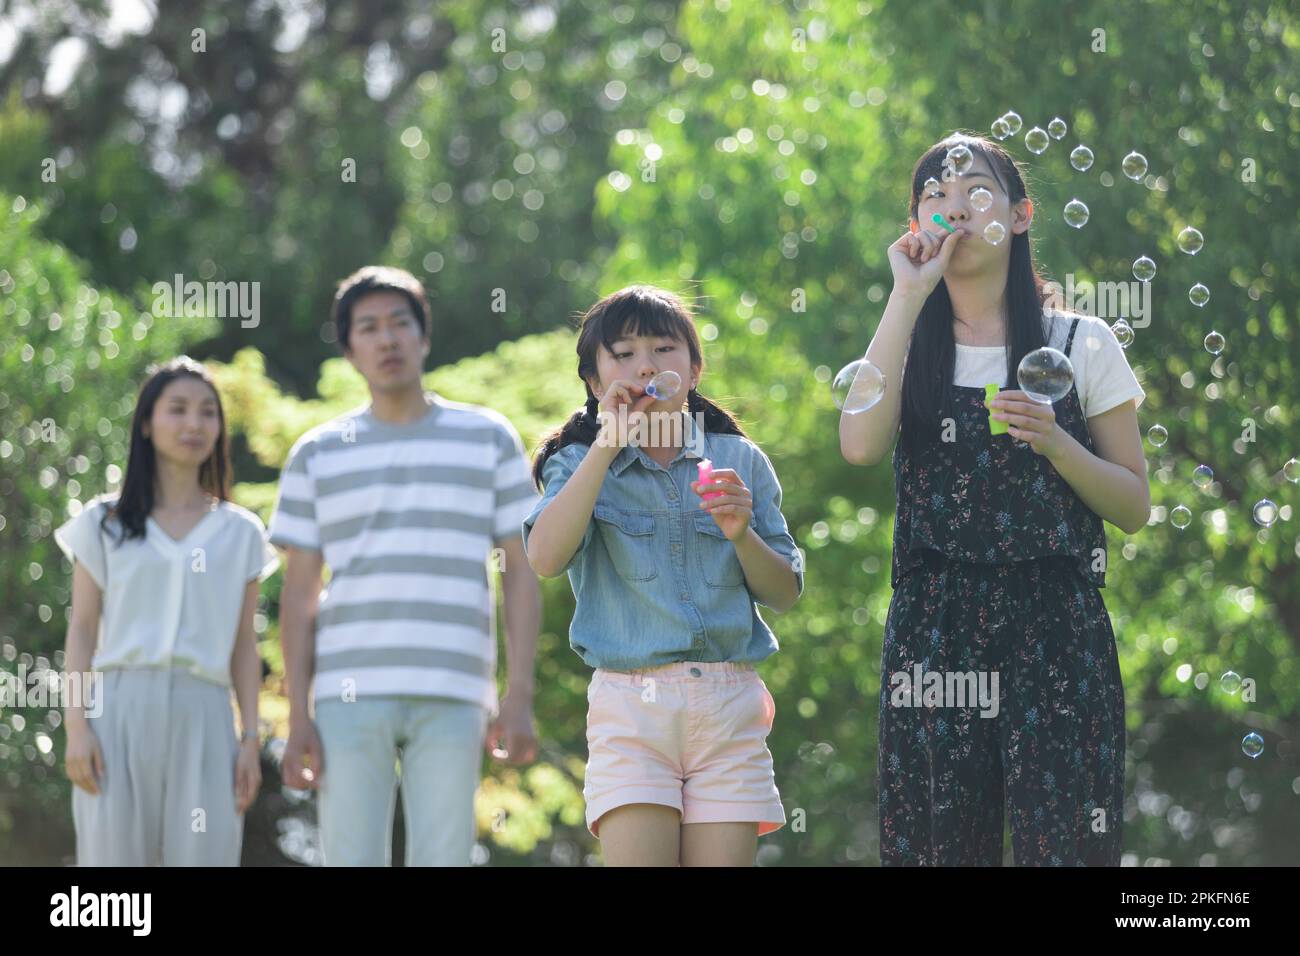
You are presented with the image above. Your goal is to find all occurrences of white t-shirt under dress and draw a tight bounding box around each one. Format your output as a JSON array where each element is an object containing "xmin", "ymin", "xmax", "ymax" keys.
[{"xmin": 952, "ymin": 310, "xmax": 1146, "ymax": 418}]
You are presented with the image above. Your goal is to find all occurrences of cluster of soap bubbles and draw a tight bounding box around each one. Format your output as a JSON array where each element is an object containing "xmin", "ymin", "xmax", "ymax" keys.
[
  {"xmin": 1218, "ymin": 673, "xmax": 1265, "ymax": 758},
  {"xmin": 990, "ymin": 111, "xmax": 1023, "ymax": 140},
  {"xmin": 996, "ymin": 114, "xmax": 1217, "ymax": 341},
  {"xmin": 918, "ymin": 132, "xmax": 1014, "ymax": 246},
  {"xmin": 1170, "ymin": 462, "xmax": 1281, "ymax": 533},
  {"xmin": 993, "ymin": 111, "xmax": 1101, "ymax": 234},
  {"xmin": 1111, "ymin": 318, "xmax": 1134, "ymax": 348}
]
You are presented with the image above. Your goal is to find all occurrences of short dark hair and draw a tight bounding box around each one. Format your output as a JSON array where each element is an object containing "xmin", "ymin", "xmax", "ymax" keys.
[{"xmin": 332, "ymin": 266, "xmax": 430, "ymax": 350}]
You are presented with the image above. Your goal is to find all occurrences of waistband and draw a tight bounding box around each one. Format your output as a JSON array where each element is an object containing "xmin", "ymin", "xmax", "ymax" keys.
[
  {"xmin": 906, "ymin": 549, "xmax": 1083, "ymax": 580},
  {"xmin": 595, "ymin": 661, "xmax": 757, "ymax": 685}
]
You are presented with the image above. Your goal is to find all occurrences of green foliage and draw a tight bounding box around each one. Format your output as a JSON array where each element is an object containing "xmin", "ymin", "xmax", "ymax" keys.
[
  {"xmin": 3, "ymin": 0, "xmax": 1297, "ymax": 865},
  {"xmin": 591, "ymin": 0, "xmax": 1300, "ymax": 864},
  {"xmin": 0, "ymin": 192, "xmax": 214, "ymax": 863}
]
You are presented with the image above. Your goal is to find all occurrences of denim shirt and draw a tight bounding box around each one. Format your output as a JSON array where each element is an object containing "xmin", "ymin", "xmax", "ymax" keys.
[{"xmin": 521, "ymin": 418, "xmax": 803, "ymax": 671}]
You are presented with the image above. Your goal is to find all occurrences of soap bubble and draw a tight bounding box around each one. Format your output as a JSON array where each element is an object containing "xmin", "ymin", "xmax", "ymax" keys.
[
  {"xmin": 1132, "ymin": 256, "xmax": 1157, "ymax": 282},
  {"xmin": 1253, "ymin": 499, "xmax": 1278, "ymax": 527},
  {"xmin": 1017, "ymin": 347, "xmax": 1074, "ymax": 404},
  {"xmin": 1147, "ymin": 424, "xmax": 1168, "ymax": 447},
  {"xmin": 1241, "ymin": 732, "xmax": 1264, "ymax": 759},
  {"xmin": 1069, "ymin": 145, "xmax": 1094, "ymax": 171},
  {"xmin": 1177, "ymin": 226, "xmax": 1204, "ymax": 255},
  {"xmin": 1111, "ymin": 318, "xmax": 1134, "ymax": 348},
  {"xmin": 991, "ymin": 117, "xmax": 1011, "ymax": 140},
  {"xmin": 1192, "ymin": 464, "xmax": 1214, "ymax": 490},
  {"xmin": 945, "ymin": 145, "xmax": 974, "ymax": 175},
  {"xmin": 644, "ymin": 370, "xmax": 682, "ymax": 401},
  {"xmin": 832, "ymin": 359, "xmax": 886, "ymax": 415},
  {"xmin": 1047, "ymin": 117, "xmax": 1067, "ymax": 139},
  {"xmin": 1024, "ymin": 127, "xmax": 1049, "ymax": 154},
  {"xmin": 1188, "ymin": 282, "xmax": 1210, "ymax": 307},
  {"xmin": 982, "ymin": 221, "xmax": 1006, "ymax": 245},
  {"xmin": 970, "ymin": 187, "xmax": 994, "ymax": 212},
  {"xmin": 1170, "ymin": 505, "xmax": 1192, "ymax": 529},
  {"xmin": 1121, "ymin": 151, "xmax": 1148, "ymax": 180},
  {"xmin": 1063, "ymin": 198, "xmax": 1090, "ymax": 228},
  {"xmin": 1219, "ymin": 671, "xmax": 1242, "ymax": 694},
  {"xmin": 1204, "ymin": 330, "xmax": 1225, "ymax": 355},
  {"xmin": 923, "ymin": 176, "xmax": 942, "ymax": 199},
  {"xmin": 1001, "ymin": 111, "xmax": 1023, "ymax": 135},
  {"xmin": 1284, "ymin": 458, "xmax": 1299, "ymax": 483}
]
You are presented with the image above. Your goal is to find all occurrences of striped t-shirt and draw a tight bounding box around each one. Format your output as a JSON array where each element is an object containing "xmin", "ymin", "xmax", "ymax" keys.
[{"xmin": 268, "ymin": 392, "xmax": 539, "ymax": 715}]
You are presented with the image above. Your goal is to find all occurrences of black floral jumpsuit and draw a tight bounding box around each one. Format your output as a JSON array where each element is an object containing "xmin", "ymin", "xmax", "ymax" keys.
[{"xmin": 878, "ymin": 316, "xmax": 1126, "ymax": 866}]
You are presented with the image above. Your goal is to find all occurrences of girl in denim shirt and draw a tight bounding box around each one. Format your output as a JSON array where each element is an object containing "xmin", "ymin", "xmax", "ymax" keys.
[{"xmin": 523, "ymin": 285, "xmax": 803, "ymax": 866}]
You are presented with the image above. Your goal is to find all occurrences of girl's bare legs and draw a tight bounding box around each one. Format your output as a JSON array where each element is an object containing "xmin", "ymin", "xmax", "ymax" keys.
[
  {"xmin": 598, "ymin": 804, "xmax": 759, "ymax": 866},
  {"xmin": 681, "ymin": 822, "xmax": 758, "ymax": 867},
  {"xmin": 598, "ymin": 804, "xmax": 681, "ymax": 866}
]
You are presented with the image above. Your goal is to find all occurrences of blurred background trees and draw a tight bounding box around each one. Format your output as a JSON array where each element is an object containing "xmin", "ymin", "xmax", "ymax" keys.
[{"xmin": 1, "ymin": 0, "xmax": 1296, "ymax": 864}]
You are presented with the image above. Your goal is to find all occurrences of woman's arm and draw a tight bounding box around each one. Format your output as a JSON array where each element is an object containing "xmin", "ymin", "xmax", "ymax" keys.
[
  {"xmin": 1048, "ymin": 399, "xmax": 1151, "ymax": 534},
  {"xmin": 230, "ymin": 578, "xmax": 261, "ymax": 743},
  {"xmin": 839, "ymin": 289, "xmax": 924, "ymax": 466},
  {"xmin": 63, "ymin": 561, "xmax": 103, "ymax": 794},
  {"xmin": 230, "ymin": 577, "xmax": 263, "ymax": 812},
  {"xmin": 842, "ymin": 227, "xmax": 965, "ymax": 466}
]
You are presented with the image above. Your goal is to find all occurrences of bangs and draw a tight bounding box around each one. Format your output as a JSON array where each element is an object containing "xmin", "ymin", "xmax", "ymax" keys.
[
  {"xmin": 911, "ymin": 136, "xmax": 1014, "ymax": 214},
  {"xmin": 595, "ymin": 289, "xmax": 692, "ymax": 354}
]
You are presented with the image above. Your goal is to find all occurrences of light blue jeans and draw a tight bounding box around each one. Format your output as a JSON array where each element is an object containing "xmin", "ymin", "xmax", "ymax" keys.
[{"xmin": 313, "ymin": 695, "xmax": 487, "ymax": 866}]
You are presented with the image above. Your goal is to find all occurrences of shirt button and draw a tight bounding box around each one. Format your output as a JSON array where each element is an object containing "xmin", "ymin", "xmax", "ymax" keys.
[
  {"xmin": 689, "ymin": 667, "xmax": 702, "ymax": 678},
  {"xmin": 680, "ymin": 591, "xmax": 689, "ymax": 600}
]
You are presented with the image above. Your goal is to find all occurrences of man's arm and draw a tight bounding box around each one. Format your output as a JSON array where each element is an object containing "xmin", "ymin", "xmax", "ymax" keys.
[
  {"xmin": 489, "ymin": 535, "xmax": 541, "ymax": 764},
  {"xmin": 279, "ymin": 545, "xmax": 324, "ymax": 720},
  {"xmin": 497, "ymin": 535, "xmax": 541, "ymax": 701}
]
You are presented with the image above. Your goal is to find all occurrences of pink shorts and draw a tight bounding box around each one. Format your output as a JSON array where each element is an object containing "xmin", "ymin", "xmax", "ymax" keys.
[{"xmin": 583, "ymin": 660, "xmax": 785, "ymax": 838}]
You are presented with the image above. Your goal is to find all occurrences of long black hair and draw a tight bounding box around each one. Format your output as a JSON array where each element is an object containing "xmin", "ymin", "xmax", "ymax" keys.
[
  {"xmin": 102, "ymin": 356, "xmax": 232, "ymax": 544},
  {"xmin": 531, "ymin": 285, "xmax": 748, "ymax": 489},
  {"xmin": 899, "ymin": 132, "xmax": 1053, "ymax": 454}
]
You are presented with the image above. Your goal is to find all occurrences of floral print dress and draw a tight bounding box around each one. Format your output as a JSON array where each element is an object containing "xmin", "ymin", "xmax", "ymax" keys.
[{"xmin": 878, "ymin": 316, "xmax": 1126, "ymax": 866}]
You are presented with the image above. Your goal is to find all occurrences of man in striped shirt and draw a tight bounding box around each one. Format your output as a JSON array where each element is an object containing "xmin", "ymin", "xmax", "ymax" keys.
[{"xmin": 270, "ymin": 266, "xmax": 542, "ymax": 866}]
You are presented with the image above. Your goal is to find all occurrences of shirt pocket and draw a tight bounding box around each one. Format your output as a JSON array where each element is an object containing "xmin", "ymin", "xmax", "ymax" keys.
[
  {"xmin": 692, "ymin": 511, "xmax": 745, "ymax": 588},
  {"xmin": 593, "ymin": 504, "xmax": 659, "ymax": 582}
]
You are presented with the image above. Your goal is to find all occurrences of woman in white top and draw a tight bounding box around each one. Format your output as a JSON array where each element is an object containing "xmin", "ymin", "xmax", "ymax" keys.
[{"xmin": 54, "ymin": 355, "xmax": 279, "ymax": 866}]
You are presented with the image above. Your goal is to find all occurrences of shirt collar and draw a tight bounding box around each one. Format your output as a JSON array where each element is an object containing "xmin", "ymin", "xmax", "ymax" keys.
[{"xmin": 608, "ymin": 411, "xmax": 708, "ymax": 476}]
